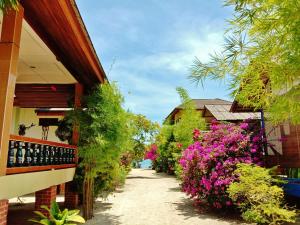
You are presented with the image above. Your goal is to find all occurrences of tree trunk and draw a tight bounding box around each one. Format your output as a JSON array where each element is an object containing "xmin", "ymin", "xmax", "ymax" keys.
[{"xmin": 83, "ymin": 165, "xmax": 94, "ymax": 220}]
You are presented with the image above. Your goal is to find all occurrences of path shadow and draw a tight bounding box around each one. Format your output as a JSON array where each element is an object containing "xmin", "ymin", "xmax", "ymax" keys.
[
  {"xmin": 86, "ymin": 213, "xmax": 121, "ymax": 225},
  {"xmin": 8, "ymin": 195, "xmax": 65, "ymax": 225},
  {"xmin": 168, "ymin": 189, "xmax": 300, "ymax": 225},
  {"xmin": 114, "ymin": 188, "xmax": 124, "ymax": 193},
  {"xmin": 126, "ymin": 176, "xmax": 159, "ymax": 180},
  {"xmin": 152, "ymin": 172, "xmax": 179, "ymax": 179},
  {"xmin": 86, "ymin": 201, "xmax": 121, "ymax": 225},
  {"xmin": 168, "ymin": 186, "xmax": 181, "ymax": 193},
  {"xmin": 170, "ymin": 197, "xmax": 245, "ymax": 224},
  {"xmin": 8, "ymin": 202, "xmax": 35, "ymax": 225}
]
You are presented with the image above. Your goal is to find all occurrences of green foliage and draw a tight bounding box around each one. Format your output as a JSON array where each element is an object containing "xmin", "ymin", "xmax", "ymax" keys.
[
  {"xmin": 155, "ymin": 125, "xmax": 176, "ymax": 173},
  {"xmin": 154, "ymin": 88, "xmax": 206, "ymax": 175},
  {"xmin": 228, "ymin": 163, "xmax": 296, "ymax": 225},
  {"xmin": 286, "ymin": 168, "xmax": 300, "ymax": 179},
  {"xmin": 69, "ymin": 83, "xmax": 131, "ymax": 219},
  {"xmin": 55, "ymin": 118, "xmax": 73, "ymax": 144},
  {"xmin": 190, "ymin": 0, "xmax": 300, "ymax": 125},
  {"xmin": 74, "ymin": 82, "xmax": 130, "ymax": 179},
  {"xmin": 0, "ymin": 0, "xmax": 18, "ymax": 12},
  {"xmin": 128, "ymin": 113, "xmax": 159, "ymax": 162},
  {"xmin": 29, "ymin": 201, "xmax": 85, "ymax": 225},
  {"xmin": 173, "ymin": 87, "xmax": 206, "ymax": 148},
  {"xmin": 93, "ymin": 163, "xmax": 128, "ymax": 199}
]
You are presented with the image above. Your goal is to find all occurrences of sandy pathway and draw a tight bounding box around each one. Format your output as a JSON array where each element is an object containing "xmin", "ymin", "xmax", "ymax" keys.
[{"xmin": 85, "ymin": 169, "xmax": 246, "ymax": 225}]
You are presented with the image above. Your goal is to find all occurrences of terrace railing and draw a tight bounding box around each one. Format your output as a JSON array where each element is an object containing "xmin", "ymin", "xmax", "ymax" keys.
[{"xmin": 6, "ymin": 135, "xmax": 77, "ymax": 175}]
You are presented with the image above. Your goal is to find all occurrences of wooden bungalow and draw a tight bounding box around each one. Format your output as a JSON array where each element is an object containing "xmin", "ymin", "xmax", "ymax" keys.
[
  {"xmin": 0, "ymin": 1, "xmax": 106, "ymax": 223},
  {"xmin": 231, "ymin": 101, "xmax": 300, "ymax": 175},
  {"xmin": 165, "ymin": 98, "xmax": 260, "ymax": 125}
]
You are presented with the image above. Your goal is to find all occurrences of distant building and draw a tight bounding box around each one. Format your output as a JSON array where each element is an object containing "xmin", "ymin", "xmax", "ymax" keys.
[
  {"xmin": 231, "ymin": 99, "xmax": 300, "ymax": 170},
  {"xmin": 165, "ymin": 98, "xmax": 260, "ymax": 125}
]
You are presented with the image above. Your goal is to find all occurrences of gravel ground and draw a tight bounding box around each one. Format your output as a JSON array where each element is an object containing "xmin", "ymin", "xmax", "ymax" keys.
[{"xmin": 85, "ymin": 169, "xmax": 247, "ymax": 225}]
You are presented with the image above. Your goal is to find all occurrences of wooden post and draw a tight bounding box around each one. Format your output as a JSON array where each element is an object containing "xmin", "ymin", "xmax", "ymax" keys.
[
  {"xmin": 0, "ymin": 6, "xmax": 24, "ymax": 176},
  {"xmin": 65, "ymin": 83, "xmax": 83, "ymax": 209},
  {"xmin": 72, "ymin": 83, "xmax": 83, "ymax": 146}
]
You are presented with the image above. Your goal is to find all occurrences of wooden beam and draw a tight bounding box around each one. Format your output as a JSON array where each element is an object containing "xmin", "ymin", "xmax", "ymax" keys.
[
  {"xmin": 6, "ymin": 164, "xmax": 76, "ymax": 175},
  {"xmin": 36, "ymin": 111, "xmax": 66, "ymax": 117},
  {"xmin": 0, "ymin": 6, "xmax": 24, "ymax": 176},
  {"xmin": 10, "ymin": 134, "xmax": 77, "ymax": 149}
]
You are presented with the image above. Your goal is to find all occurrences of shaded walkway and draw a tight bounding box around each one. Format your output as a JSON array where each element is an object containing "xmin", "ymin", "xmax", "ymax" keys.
[
  {"xmin": 86, "ymin": 169, "xmax": 246, "ymax": 225},
  {"xmin": 7, "ymin": 196, "xmax": 65, "ymax": 225}
]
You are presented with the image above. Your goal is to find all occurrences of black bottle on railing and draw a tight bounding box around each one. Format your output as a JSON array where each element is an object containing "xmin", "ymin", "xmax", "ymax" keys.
[
  {"xmin": 49, "ymin": 146, "xmax": 55, "ymax": 165},
  {"xmin": 38, "ymin": 145, "xmax": 44, "ymax": 165},
  {"xmin": 54, "ymin": 147, "xmax": 59, "ymax": 165},
  {"xmin": 31, "ymin": 144, "xmax": 38, "ymax": 166},
  {"xmin": 23, "ymin": 142, "xmax": 31, "ymax": 166},
  {"xmin": 65, "ymin": 148, "xmax": 70, "ymax": 164},
  {"xmin": 58, "ymin": 147, "xmax": 62, "ymax": 164},
  {"xmin": 7, "ymin": 140, "xmax": 15, "ymax": 167},
  {"xmin": 44, "ymin": 145, "xmax": 49, "ymax": 165},
  {"xmin": 61, "ymin": 148, "xmax": 66, "ymax": 164},
  {"xmin": 16, "ymin": 141, "xmax": 23, "ymax": 167},
  {"xmin": 70, "ymin": 149, "xmax": 75, "ymax": 164}
]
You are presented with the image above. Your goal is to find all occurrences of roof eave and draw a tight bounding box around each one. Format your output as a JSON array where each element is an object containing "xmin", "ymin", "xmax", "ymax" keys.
[{"xmin": 20, "ymin": 0, "xmax": 107, "ymax": 89}]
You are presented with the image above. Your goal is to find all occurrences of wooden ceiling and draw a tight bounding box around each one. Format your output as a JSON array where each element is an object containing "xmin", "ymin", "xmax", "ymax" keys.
[
  {"xmin": 19, "ymin": 0, "xmax": 107, "ymax": 89},
  {"xmin": 14, "ymin": 84, "xmax": 75, "ymax": 108}
]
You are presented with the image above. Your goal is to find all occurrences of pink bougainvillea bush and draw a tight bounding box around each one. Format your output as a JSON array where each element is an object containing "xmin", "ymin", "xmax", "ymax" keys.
[
  {"xmin": 144, "ymin": 144, "xmax": 158, "ymax": 161},
  {"xmin": 179, "ymin": 121, "xmax": 263, "ymax": 209}
]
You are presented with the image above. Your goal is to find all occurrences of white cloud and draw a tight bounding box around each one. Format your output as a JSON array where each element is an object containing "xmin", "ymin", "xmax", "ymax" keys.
[
  {"xmin": 114, "ymin": 29, "xmax": 224, "ymax": 76},
  {"xmin": 106, "ymin": 28, "xmax": 226, "ymax": 122},
  {"xmin": 76, "ymin": 0, "xmax": 231, "ymax": 122}
]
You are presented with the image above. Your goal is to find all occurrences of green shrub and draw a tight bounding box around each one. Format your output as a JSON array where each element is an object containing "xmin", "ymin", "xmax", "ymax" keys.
[
  {"xmin": 30, "ymin": 201, "xmax": 85, "ymax": 225},
  {"xmin": 228, "ymin": 163, "xmax": 296, "ymax": 225}
]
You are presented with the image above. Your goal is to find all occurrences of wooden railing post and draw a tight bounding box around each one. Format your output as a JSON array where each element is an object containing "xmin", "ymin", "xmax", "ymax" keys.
[{"xmin": 0, "ymin": 6, "xmax": 24, "ymax": 176}]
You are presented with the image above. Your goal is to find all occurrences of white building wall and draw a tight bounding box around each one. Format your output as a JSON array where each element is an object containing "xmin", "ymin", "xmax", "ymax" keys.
[{"xmin": 11, "ymin": 107, "xmax": 66, "ymax": 143}]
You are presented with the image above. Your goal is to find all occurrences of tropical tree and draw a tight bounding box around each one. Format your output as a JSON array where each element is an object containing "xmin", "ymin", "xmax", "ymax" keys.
[
  {"xmin": 154, "ymin": 87, "xmax": 206, "ymax": 175},
  {"xmin": 173, "ymin": 87, "xmax": 206, "ymax": 148},
  {"xmin": 70, "ymin": 83, "xmax": 131, "ymax": 219},
  {"xmin": 129, "ymin": 113, "xmax": 159, "ymax": 163},
  {"xmin": 190, "ymin": 0, "xmax": 300, "ymax": 125}
]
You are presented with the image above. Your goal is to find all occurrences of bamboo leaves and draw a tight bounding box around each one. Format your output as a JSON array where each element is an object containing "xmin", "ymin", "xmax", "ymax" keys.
[{"xmin": 190, "ymin": 0, "xmax": 300, "ymax": 124}]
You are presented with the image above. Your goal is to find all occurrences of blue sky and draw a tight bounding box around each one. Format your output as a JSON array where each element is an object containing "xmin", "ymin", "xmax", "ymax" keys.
[{"xmin": 76, "ymin": 0, "xmax": 233, "ymax": 123}]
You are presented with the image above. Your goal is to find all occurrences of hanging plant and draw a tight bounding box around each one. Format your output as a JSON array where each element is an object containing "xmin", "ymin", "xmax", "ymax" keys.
[{"xmin": 55, "ymin": 118, "xmax": 73, "ymax": 144}]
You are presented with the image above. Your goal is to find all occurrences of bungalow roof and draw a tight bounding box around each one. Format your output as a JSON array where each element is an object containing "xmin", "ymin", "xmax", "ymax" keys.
[{"xmin": 204, "ymin": 104, "xmax": 261, "ymax": 121}]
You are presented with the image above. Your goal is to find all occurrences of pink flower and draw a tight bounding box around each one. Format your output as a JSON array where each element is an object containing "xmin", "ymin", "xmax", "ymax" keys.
[
  {"xmin": 250, "ymin": 148, "xmax": 257, "ymax": 153},
  {"xmin": 144, "ymin": 144, "xmax": 158, "ymax": 161},
  {"xmin": 226, "ymin": 201, "xmax": 232, "ymax": 206},
  {"xmin": 193, "ymin": 129, "xmax": 201, "ymax": 141},
  {"xmin": 240, "ymin": 122, "xmax": 249, "ymax": 130},
  {"xmin": 179, "ymin": 120, "xmax": 263, "ymax": 209}
]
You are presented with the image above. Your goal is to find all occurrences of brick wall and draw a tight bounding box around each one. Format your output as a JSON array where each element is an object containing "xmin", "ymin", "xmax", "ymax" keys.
[
  {"xmin": 0, "ymin": 200, "xmax": 8, "ymax": 225},
  {"xmin": 35, "ymin": 186, "xmax": 57, "ymax": 216}
]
